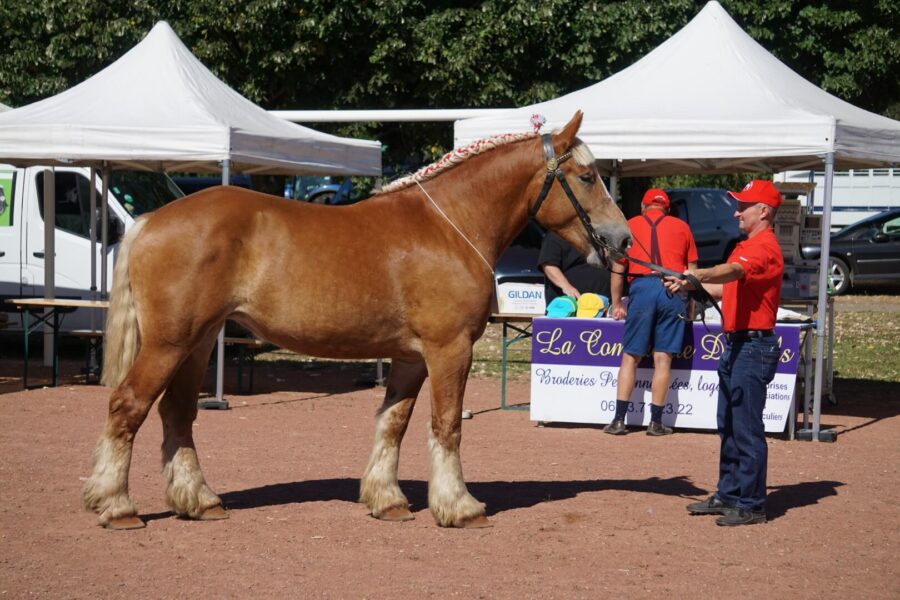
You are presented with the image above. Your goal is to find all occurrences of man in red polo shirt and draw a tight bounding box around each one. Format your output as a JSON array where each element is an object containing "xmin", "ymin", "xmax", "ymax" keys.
[
  {"xmin": 664, "ymin": 179, "xmax": 784, "ymax": 526},
  {"xmin": 605, "ymin": 188, "xmax": 698, "ymax": 436}
]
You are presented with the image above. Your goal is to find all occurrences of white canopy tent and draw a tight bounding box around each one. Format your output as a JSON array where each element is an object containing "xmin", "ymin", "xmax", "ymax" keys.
[
  {"xmin": 0, "ymin": 21, "xmax": 381, "ymax": 407},
  {"xmin": 455, "ymin": 1, "xmax": 899, "ymax": 176},
  {"xmin": 0, "ymin": 21, "xmax": 380, "ymax": 176},
  {"xmin": 455, "ymin": 0, "xmax": 900, "ymax": 440}
]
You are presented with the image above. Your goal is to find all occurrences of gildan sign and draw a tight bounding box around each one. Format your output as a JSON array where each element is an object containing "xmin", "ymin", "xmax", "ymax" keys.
[
  {"xmin": 496, "ymin": 282, "xmax": 545, "ymax": 315},
  {"xmin": 530, "ymin": 318, "xmax": 801, "ymax": 432}
]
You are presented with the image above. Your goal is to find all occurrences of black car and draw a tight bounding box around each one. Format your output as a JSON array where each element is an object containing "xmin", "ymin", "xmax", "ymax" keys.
[
  {"xmin": 665, "ymin": 188, "xmax": 744, "ymax": 267},
  {"xmin": 800, "ymin": 207, "xmax": 900, "ymax": 294}
]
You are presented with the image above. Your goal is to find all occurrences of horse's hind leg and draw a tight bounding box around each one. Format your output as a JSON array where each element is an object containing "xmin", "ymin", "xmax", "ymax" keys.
[
  {"xmin": 158, "ymin": 335, "xmax": 226, "ymax": 521},
  {"xmin": 424, "ymin": 339, "xmax": 488, "ymax": 528},
  {"xmin": 360, "ymin": 358, "xmax": 428, "ymax": 521},
  {"xmin": 82, "ymin": 343, "xmax": 185, "ymax": 529}
]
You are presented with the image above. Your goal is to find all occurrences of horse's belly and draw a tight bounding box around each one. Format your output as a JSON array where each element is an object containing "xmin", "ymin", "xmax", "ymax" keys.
[{"xmin": 233, "ymin": 310, "xmax": 422, "ymax": 361}]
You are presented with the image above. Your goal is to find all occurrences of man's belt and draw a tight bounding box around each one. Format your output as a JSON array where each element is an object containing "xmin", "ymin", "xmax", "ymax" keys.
[{"xmin": 723, "ymin": 329, "xmax": 775, "ymax": 343}]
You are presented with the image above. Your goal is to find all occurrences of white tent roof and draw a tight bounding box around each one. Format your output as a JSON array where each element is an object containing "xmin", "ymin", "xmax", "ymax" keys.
[
  {"xmin": 0, "ymin": 21, "xmax": 381, "ymax": 176},
  {"xmin": 454, "ymin": 1, "xmax": 900, "ymax": 176}
]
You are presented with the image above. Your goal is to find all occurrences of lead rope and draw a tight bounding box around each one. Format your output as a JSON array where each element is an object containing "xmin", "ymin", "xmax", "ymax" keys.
[{"xmin": 416, "ymin": 180, "xmax": 495, "ymax": 279}]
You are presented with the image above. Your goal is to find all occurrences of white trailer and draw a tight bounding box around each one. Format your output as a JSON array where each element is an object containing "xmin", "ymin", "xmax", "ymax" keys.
[{"xmin": 779, "ymin": 168, "xmax": 900, "ymax": 229}]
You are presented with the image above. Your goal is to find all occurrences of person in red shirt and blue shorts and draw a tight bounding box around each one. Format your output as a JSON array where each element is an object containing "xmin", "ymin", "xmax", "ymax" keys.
[
  {"xmin": 606, "ymin": 188, "xmax": 698, "ymax": 436},
  {"xmin": 664, "ymin": 179, "xmax": 784, "ymax": 526}
]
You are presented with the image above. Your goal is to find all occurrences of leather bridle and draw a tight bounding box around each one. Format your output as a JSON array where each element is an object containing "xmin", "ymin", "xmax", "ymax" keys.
[{"xmin": 528, "ymin": 133, "xmax": 616, "ymax": 269}]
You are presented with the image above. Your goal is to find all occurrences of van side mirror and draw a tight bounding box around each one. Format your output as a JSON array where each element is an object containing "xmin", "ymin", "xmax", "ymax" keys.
[{"xmin": 873, "ymin": 231, "xmax": 888, "ymax": 243}]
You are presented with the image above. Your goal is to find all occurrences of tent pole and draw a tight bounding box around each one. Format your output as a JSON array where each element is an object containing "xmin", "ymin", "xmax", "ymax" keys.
[
  {"xmin": 610, "ymin": 161, "xmax": 620, "ymax": 205},
  {"xmin": 200, "ymin": 160, "xmax": 231, "ymax": 410},
  {"xmin": 89, "ymin": 168, "xmax": 97, "ymax": 320},
  {"xmin": 100, "ymin": 166, "xmax": 110, "ymax": 299},
  {"xmin": 88, "ymin": 168, "xmax": 99, "ymax": 376},
  {"xmin": 42, "ymin": 169, "xmax": 56, "ymax": 366},
  {"xmin": 804, "ymin": 152, "xmax": 836, "ymax": 442}
]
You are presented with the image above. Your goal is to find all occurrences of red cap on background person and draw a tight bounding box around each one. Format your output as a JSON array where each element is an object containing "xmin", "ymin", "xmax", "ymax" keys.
[
  {"xmin": 641, "ymin": 188, "xmax": 670, "ymax": 209},
  {"xmin": 727, "ymin": 179, "xmax": 783, "ymax": 208}
]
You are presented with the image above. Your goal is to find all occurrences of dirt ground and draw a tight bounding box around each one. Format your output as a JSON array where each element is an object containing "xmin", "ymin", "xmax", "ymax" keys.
[{"xmin": 0, "ymin": 345, "xmax": 897, "ymax": 600}]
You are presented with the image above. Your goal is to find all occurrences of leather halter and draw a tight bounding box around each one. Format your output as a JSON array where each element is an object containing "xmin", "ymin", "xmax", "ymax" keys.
[{"xmin": 528, "ymin": 133, "xmax": 611, "ymax": 267}]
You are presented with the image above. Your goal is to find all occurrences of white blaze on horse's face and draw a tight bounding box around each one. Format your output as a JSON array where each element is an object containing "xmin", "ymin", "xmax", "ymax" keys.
[{"xmin": 568, "ymin": 141, "xmax": 630, "ymax": 265}]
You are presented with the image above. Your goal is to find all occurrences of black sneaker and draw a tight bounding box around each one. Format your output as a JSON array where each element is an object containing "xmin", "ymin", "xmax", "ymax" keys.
[
  {"xmin": 716, "ymin": 508, "xmax": 766, "ymax": 527},
  {"xmin": 603, "ymin": 419, "xmax": 627, "ymax": 435},
  {"xmin": 686, "ymin": 495, "xmax": 734, "ymax": 515},
  {"xmin": 646, "ymin": 421, "xmax": 673, "ymax": 436}
]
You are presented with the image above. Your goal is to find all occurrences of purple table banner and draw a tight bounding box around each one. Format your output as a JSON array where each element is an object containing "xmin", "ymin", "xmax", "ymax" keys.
[
  {"xmin": 529, "ymin": 317, "xmax": 803, "ymax": 432},
  {"xmin": 532, "ymin": 318, "xmax": 800, "ymax": 373}
]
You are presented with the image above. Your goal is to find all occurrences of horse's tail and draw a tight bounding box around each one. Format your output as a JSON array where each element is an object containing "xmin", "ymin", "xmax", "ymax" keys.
[{"xmin": 100, "ymin": 216, "xmax": 149, "ymax": 388}]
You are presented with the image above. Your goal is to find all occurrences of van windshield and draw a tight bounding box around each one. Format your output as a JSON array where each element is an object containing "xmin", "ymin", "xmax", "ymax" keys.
[{"xmin": 110, "ymin": 171, "xmax": 184, "ymax": 217}]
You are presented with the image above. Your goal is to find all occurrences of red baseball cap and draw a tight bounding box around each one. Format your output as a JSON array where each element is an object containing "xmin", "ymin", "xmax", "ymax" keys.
[
  {"xmin": 727, "ymin": 180, "xmax": 783, "ymax": 208},
  {"xmin": 641, "ymin": 188, "xmax": 670, "ymax": 208}
]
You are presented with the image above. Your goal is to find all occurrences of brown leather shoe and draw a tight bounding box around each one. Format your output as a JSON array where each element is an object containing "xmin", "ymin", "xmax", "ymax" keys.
[
  {"xmin": 646, "ymin": 421, "xmax": 673, "ymax": 436},
  {"xmin": 687, "ymin": 495, "xmax": 734, "ymax": 515},
  {"xmin": 716, "ymin": 508, "xmax": 766, "ymax": 526},
  {"xmin": 603, "ymin": 419, "xmax": 627, "ymax": 435}
]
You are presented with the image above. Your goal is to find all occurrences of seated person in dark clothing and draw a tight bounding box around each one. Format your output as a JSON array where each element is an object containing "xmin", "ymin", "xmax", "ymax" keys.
[{"xmin": 538, "ymin": 231, "xmax": 611, "ymax": 302}]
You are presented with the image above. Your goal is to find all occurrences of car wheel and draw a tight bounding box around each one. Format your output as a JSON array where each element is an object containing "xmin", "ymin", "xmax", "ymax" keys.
[
  {"xmin": 828, "ymin": 257, "xmax": 851, "ymax": 295},
  {"xmin": 310, "ymin": 191, "xmax": 335, "ymax": 204}
]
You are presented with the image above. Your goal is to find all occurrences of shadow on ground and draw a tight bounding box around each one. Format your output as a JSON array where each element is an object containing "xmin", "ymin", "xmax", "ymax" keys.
[
  {"xmin": 139, "ymin": 476, "xmax": 842, "ymax": 525},
  {"xmin": 814, "ymin": 377, "xmax": 900, "ymax": 434},
  {"xmin": 217, "ymin": 476, "xmax": 707, "ymax": 516}
]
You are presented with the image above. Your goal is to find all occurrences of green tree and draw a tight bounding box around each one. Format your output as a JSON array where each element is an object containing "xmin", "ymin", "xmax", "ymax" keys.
[{"xmin": 1, "ymin": 1, "xmax": 897, "ymax": 176}]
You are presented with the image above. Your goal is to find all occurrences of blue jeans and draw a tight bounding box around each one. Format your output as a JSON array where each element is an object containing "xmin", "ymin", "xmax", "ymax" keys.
[{"xmin": 715, "ymin": 335, "xmax": 780, "ymax": 512}]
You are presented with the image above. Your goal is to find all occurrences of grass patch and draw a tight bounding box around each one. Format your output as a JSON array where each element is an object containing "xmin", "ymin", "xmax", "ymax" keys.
[{"xmin": 832, "ymin": 311, "xmax": 900, "ymax": 382}]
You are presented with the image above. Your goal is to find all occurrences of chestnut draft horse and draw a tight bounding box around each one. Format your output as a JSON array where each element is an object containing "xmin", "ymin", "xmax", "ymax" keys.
[{"xmin": 82, "ymin": 111, "xmax": 630, "ymax": 530}]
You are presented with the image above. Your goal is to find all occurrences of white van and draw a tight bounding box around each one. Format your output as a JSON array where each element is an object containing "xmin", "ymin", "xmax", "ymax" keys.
[{"xmin": 0, "ymin": 164, "xmax": 183, "ymax": 330}]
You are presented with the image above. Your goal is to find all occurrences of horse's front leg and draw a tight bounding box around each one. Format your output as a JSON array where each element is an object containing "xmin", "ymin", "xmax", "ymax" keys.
[
  {"xmin": 360, "ymin": 358, "xmax": 427, "ymax": 521},
  {"xmin": 424, "ymin": 339, "xmax": 489, "ymax": 528}
]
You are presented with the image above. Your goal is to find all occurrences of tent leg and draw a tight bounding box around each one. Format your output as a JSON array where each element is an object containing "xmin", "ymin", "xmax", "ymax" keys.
[
  {"xmin": 797, "ymin": 152, "xmax": 836, "ymax": 443},
  {"xmin": 199, "ymin": 159, "xmax": 231, "ymax": 410}
]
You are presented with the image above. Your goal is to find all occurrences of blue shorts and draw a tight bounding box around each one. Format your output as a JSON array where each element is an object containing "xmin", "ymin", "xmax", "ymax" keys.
[{"xmin": 623, "ymin": 277, "xmax": 688, "ymax": 355}]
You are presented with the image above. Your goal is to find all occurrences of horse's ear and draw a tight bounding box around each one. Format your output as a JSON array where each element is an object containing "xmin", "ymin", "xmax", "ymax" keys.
[{"xmin": 553, "ymin": 111, "xmax": 583, "ymax": 154}]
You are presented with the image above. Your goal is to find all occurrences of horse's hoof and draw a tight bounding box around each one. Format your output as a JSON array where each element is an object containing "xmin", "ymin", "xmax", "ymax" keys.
[
  {"xmin": 104, "ymin": 515, "xmax": 145, "ymax": 530},
  {"xmin": 376, "ymin": 506, "xmax": 415, "ymax": 522},
  {"xmin": 198, "ymin": 505, "xmax": 229, "ymax": 521},
  {"xmin": 457, "ymin": 515, "xmax": 492, "ymax": 529}
]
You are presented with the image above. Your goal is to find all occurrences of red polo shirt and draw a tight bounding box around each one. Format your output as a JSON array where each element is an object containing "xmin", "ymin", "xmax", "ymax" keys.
[
  {"xmin": 624, "ymin": 213, "xmax": 698, "ymax": 279},
  {"xmin": 722, "ymin": 227, "xmax": 784, "ymax": 331}
]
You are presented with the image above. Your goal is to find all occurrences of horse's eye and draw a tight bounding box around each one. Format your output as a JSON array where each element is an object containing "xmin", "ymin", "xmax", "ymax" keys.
[{"xmin": 579, "ymin": 172, "xmax": 596, "ymax": 184}]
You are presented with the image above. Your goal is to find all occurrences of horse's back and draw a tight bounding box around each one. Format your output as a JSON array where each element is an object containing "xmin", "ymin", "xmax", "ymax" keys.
[{"xmin": 130, "ymin": 186, "xmax": 489, "ymax": 358}]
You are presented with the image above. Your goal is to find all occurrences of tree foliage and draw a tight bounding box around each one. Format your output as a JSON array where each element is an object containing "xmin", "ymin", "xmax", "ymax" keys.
[{"xmin": 0, "ymin": 0, "xmax": 897, "ymax": 176}]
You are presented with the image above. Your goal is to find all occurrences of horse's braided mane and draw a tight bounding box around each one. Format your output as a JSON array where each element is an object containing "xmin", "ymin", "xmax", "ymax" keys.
[{"xmin": 378, "ymin": 131, "xmax": 539, "ymax": 194}]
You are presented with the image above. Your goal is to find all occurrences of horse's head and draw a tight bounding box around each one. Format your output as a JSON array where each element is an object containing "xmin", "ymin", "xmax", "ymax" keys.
[{"xmin": 528, "ymin": 111, "xmax": 631, "ymax": 268}]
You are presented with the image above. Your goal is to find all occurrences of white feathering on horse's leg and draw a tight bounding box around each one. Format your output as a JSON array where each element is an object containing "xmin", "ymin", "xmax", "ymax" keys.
[
  {"xmin": 81, "ymin": 435, "xmax": 139, "ymax": 525},
  {"xmin": 360, "ymin": 401, "xmax": 412, "ymax": 520},
  {"xmin": 163, "ymin": 445, "xmax": 222, "ymax": 518},
  {"xmin": 427, "ymin": 430, "xmax": 486, "ymax": 527}
]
